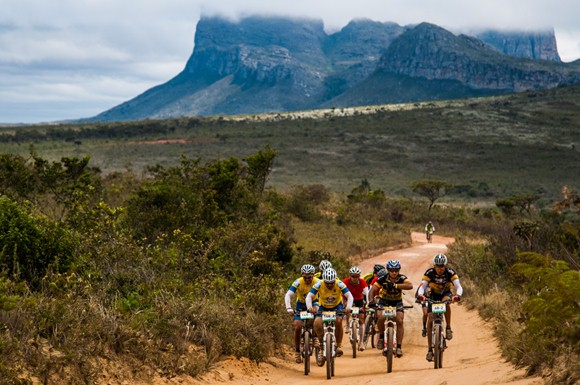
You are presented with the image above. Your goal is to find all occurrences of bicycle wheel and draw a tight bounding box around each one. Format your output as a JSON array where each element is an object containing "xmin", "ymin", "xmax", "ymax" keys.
[
  {"xmin": 303, "ymin": 329, "xmax": 311, "ymax": 375},
  {"xmin": 433, "ymin": 324, "xmax": 442, "ymax": 369},
  {"xmin": 325, "ymin": 333, "xmax": 333, "ymax": 379},
  {"xmin": 351, "ymin": 320, "xmax": 358, "ymax": 358},
  {"xmin": 386, "ymin": 327, "xmax": 394, "ymax": 373},
  {"xmin": 362, "ymin": 314, "xmax": 373, "ymax": 349}
]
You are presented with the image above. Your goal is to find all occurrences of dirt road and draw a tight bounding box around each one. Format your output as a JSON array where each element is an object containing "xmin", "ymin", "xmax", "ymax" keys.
[{"xmin": 187, "ymin": 232, "xmax": 543, "ymax": 385}]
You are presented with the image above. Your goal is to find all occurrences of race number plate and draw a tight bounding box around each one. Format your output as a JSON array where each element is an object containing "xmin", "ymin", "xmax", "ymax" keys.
[
  {"xmin": 383, "ymin": 306, "xmax": 397, "ymax": 319},
  {"xmin": 300, "ymin": 311, "xmax": 314, "ymax": 320},
  {"xmin": 351, "ymin": 307, "xmax": 360, "ymax": 315},
  {"xmin": 432, "ymin": 303, "xmax": 447, "ymax": 314},
  {"xmin": 322, "ymin": 311, "xmax": 337, "ymax": 322}
]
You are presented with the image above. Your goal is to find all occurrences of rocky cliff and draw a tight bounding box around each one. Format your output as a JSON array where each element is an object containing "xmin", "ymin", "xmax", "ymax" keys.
[{"xmin": 86, "ymin": 16, "xmax": 580, "ymax": 122}]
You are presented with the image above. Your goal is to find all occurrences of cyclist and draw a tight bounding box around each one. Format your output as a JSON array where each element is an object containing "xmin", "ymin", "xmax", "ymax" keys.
[
  {"xmin": 284, "ymin": 264, "xmax": 319, "ymax": 363},
  {"xmin": 362, "ymin": 264, "xmax": 385, "ymax": 286},
  {"xmin": 342, "ymin": 266, "xmax": 369, "ymax": 350},
  {"xmin": 314, "ymin": 259, "xmax": 332, "ymax": 279},
  {"xmin": 417, "ymin": 253, "xmax": 463, "ymax": 362},
  {"xmin": 425, "ymin": 221, "xmax": 435, "ymax": 242},
  {"xmin": 368, "ymin": 259, "xmax": 413, "ymax": 357},
  {"xmin": 306, "ymin": 268, "xmax": 353, "ymax": 362}
]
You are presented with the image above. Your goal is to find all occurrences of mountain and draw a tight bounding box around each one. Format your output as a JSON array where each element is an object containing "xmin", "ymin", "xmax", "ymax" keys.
[{"xmin": 85, "ymin": 16, "xmax": 580, "ymax": 122}]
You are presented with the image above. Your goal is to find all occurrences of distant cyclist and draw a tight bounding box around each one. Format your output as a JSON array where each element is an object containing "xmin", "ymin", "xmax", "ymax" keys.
[
  {"xmin": 284, "ymin": 264, "xmax": 319, "ymax": 363},
  {"xmin": 425, "ymin": 221, "xmax": 435, "ymax": 243},
  {"xmin": 306, "ymin": 268, "xmax": 353, "ymax": 361},
  {"xmin": 417, "ymin": 253, "xmax": 463, "ymax": 362},
  {"xmin": 368, "ymin": 259, "xmax": 413, "ymax": 357}
]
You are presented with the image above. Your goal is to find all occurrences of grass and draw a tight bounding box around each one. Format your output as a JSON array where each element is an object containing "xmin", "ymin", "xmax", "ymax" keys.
[{"xmin": 1, "ymin": 85, "xmax": 579, "ymax": 202}]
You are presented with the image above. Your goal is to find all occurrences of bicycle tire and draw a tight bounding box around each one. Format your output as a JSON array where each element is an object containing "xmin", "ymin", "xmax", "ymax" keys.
[
  {"xmin": 303, "ymin": 329, "xmax": 311, "ymax": 375},
  {"xmin": 351, "ymin": 320, "xmax": 358, "ymax": 358},
  {"xmin": 386, "ymin": 326, "xmax": 394, "ymax": 373},
  {"xmin": 434, "ymin": 323, "xmax": 442, "ymax": 369},
  {"xmin": 325, "ymin": 333, "xmax": 333, "ymax": 379}
]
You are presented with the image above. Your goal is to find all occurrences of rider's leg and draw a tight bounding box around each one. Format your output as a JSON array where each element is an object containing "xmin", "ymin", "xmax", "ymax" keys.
[
  {"xmin": 426, "ymin": 312, "xmax": 434, "ymax": 349},
  {"xmin": 314, "ymin": 318, "xmax": 324, "ymax": 342},
  {"xmin": 335, "ymin": 317, "xmax": 344, "ymax": 347},
  {"xmin": 293, "ymin": 319, "xmax": 303, "ymax": 350},
  {"xmin": 396, "ymin": 312, "xmax": 404, "ymax": 345}
]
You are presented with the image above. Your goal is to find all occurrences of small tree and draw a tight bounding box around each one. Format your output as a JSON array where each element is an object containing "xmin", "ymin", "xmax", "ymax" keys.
[{"xmin": 412, "ymin": 180, "xmax": 453, "ymax": 211}]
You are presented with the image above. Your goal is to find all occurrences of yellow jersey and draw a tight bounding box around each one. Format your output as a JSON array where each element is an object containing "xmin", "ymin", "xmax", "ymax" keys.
[{"xmin": 309, "ymin": 279, "xmax": 350, "ymax": 308}]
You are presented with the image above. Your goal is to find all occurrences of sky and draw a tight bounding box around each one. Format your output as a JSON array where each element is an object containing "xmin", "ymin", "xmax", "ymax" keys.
[{"xmin": 2, "ymin": 0, "xmax": 580, "ymax": 124}]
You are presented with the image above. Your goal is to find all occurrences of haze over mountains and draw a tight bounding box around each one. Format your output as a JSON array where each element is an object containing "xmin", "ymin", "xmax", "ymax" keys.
[{"xmin": 85, "ymin": 16, "xmax": 580, "ymax": 122}]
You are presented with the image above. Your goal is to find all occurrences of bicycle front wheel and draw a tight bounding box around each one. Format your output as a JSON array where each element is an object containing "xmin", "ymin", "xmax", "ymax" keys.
[
  {"xmin": 303, "ymin": 330, "xmax": 311, "ymax": 375},
  {"xmin": 351, "ymin": 320, "xmax": 358, "ymax": 358},
  {"xmin": 325, "ymin": 333, "xmax": 333, "ymax": 379},
  {"xmin": 434, "ymin": 324, "xmax": 442, "ymax": 369},
  {"xmin": 386, "ymin": 327, "xmax": 394, "ymax": 373}
]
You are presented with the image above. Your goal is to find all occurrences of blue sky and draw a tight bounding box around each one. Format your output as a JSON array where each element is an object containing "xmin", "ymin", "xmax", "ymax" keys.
[{"xmin": 2, "ymin": 0, "xmax": 579, "ymax": 124}]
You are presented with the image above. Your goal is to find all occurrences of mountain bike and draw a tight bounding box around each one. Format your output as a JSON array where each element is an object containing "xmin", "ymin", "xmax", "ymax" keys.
[
  {"xmin": 362, "ymin": 305, "xmax": 377, "ymax": 349},
  {"xmin": 427, "ymin": 299, "xmax": 451, "ymax": 369},
  {"xmin": 377, "ymin": 303, "xmax": 413, "ymax": 373},
  {"xmin": 319, "ymin": 310, "xmax": 343, "ymax": 380},
  {"xmin": 297, "ymin": 311, "xmax": 319, "ymax": 375},
  {"xmin": 348, "ymin": 306, "xmax": 363, "ymax": 358}
]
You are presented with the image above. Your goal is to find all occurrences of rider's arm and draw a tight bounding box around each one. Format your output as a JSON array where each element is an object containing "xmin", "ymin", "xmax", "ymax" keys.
[
  {"xmin": 417, "ymin": 280, "xmax": 429, "ymax": 296},
  {"xmin": 343, "ymin": 291, "xmax": 354, "ymax": 310},
  {"xmin": 284, "ymin": 289, "xmax": 295, "ymax": 311},
  {"xmin": 305, "ymin": 291, "xmax": 314, "ymax": 310},
  {"xmin": 452, "ymin": 278, "xmax": 463, "ymax": 296},
  {"xmin": 362, "ymin": 286, "xmax": 369, "ymax": 303}
]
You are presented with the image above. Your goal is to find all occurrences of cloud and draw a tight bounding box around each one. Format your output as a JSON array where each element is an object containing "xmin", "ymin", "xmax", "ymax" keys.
[{"xmin": 1, "ymin": 0, "xmax": 579, "ymax": 123}]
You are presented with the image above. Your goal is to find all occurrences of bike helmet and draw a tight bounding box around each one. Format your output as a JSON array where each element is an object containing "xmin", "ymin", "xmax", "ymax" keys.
[
  {"xmin": 373, "ymin": 264, "xmax": 384, "ymax": 273},
  {"xmin": 433, "ymin": 253, "xmax": 448, "ymax": 266},
  {"xmin": 322, "ymin": 268, "xmax": 337, "ymax": 283},
  {"xmin": 386, "ymin": 259, "xmax": 401, "ymax": 270},
  {"xmin": 349, "ymin": 266, "xmax": 362, "ymax": 275},
  {"xmin": 301, "ymin": 264, "xmax": 315, "ymax": 274},
  {"xmin": 377, "ymin": 268, "xmax": 388, "ymax": 280},
  {"xmin": 319, "ymin": 260, "xmax": 332, "ymax": 272}
]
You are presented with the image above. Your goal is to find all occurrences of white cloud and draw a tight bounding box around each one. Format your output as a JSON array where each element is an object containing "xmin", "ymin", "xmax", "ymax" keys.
[{"xmin": 1, "ymin": 0, "xmax": 579, "ymax": 123}]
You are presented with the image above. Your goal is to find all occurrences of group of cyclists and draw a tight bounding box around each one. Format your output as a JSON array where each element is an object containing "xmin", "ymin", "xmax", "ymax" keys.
[{"xmin": 284, "ymin": 224, "xmax": 463, "ymax": 366}]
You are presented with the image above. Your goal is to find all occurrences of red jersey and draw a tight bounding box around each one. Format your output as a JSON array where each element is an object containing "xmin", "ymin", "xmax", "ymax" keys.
[{"xmin": 342, "ymin": 277, "xmax": 368, "ymax": 301}]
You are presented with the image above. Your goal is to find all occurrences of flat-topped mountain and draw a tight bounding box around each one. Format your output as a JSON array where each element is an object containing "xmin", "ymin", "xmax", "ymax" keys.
[{"xmin": 85, "ymin": 16, "xmax": 580, "ymax": 122}]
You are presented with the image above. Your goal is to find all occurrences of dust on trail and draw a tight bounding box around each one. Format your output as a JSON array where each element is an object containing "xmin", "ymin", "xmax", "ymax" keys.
[{"xmin": 178, "ymin": 232, "xmax": 542, "ymax": 385}]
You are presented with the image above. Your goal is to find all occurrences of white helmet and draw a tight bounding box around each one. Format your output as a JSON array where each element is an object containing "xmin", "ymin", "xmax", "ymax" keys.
[
  {"xmin": 433, "ymin": 253, "xmax": 448, "ymax": 266},
  {"xmin": 349, "ymin": 266, "xmax": 361, "ymax": 275},
  {"xmin": 319, "ymin": 260, "xmax": 332, "ymax": 272},
  {"xmin": 322, "ymin": 268, "xmax": 337, "ymax": 283},
  {"xmin": 301, "ymin": 264, "xmax": 315, "ymax": 274}
]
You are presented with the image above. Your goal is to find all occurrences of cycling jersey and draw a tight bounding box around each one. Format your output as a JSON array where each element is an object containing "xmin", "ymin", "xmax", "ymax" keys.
[
  {"xmin": 421, "ymin": 267, "xmax": 458, "ymax": 295},
  {"xmin": 342, "ymin": 277, "xmax": 368, "ymax": 301},
  {"xmin": 373, "ymin": 273, "xmax": 410, "ymax": 301},
  {"xmin": 309, "ymin": 279, "xmax": 350, "ymax": 308},
  {"xmin": 288, "ymin": 276, "xmax": 319, "ymax": 304}
]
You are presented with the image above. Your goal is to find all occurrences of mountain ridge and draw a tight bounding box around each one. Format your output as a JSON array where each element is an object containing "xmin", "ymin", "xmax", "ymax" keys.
[{"xmin": 84, "ymin": 16, "xmax": 580, "ymax": 122}]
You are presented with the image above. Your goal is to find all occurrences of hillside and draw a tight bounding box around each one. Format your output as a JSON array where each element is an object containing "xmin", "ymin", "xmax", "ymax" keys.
[
  {"xmin": 82, "ymin": 16, "xmax": 580, "ymax": 122},
  {"xmin": 1, "ymin": 85, "xmax": 579, "ymax": 202}
]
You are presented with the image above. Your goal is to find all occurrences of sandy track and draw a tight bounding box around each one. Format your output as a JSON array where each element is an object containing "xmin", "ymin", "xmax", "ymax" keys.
[{"xmin": 184, "ymin": 232, "xmax": 543, "ymax": 385}]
